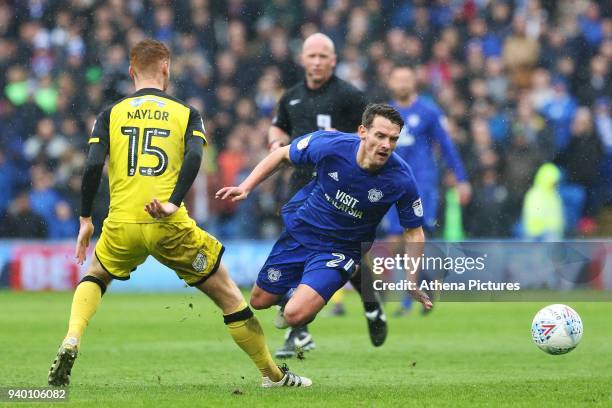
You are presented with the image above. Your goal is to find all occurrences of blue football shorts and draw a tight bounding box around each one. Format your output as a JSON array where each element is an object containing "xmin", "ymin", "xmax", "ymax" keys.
[{"xmin": 256, "ymin": 231, "xmax": 358, "ymax": 302}]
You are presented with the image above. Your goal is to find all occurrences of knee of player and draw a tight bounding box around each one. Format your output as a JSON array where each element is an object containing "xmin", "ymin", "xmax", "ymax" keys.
[
  {"xmin": 249, "ymin": 293, "xmax": 270, "ymax": 310},
  {"xmin": 283, "ymin": 306, "xmax": 313, "ymax": 327}
]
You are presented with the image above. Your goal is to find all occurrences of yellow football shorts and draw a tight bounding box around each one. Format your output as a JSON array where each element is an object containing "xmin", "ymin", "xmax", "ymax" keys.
[{"xmin": 94, "ymin": 218, "xmax": 224, "ymax": 286}]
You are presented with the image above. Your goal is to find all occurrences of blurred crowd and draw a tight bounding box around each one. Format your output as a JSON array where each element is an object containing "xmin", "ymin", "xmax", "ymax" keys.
[{"xmin": 0, "ymin": 0, "xmax": 610, "ymax": 240}]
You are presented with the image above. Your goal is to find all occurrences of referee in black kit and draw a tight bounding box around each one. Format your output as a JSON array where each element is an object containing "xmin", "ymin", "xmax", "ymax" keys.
[{"xmin": 268, "ymin": 33, "xmax": 388, "ymax": 358}]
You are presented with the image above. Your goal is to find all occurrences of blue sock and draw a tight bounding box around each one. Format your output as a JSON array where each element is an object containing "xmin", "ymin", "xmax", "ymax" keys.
[{"xmin": 401, "ymin": 295, "xmax": 413, "ymax": 310}]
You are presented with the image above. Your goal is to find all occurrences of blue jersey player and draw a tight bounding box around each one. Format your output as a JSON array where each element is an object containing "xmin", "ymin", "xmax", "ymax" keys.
[
  {"xmin": 217, "ymin": 104, "xmax": 432, "ymax": 338},
  {"xmin": 385, "ymin": 63, "xmax": 470, "ymax": 234},
  {"xmin": 384, "ymin": 63, "xmax": 471, "ymax": 315}
]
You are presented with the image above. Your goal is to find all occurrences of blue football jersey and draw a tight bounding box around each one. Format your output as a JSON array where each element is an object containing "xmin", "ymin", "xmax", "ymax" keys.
[
  {"xmin": 391, "ymin": 97, "xmax": 466, "ymax": 185},
  {"xmin": 283, "ymin": 130, "xmax": 423, "ymax": 257}
]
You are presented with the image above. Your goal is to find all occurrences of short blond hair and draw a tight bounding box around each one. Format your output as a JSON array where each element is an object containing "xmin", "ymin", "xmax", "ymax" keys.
[{"xmin": 129, "ymin": 39, "xmax": 170, "ymax": 77}]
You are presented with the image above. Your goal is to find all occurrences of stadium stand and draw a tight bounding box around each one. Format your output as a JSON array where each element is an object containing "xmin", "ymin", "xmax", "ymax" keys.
[{"xmin": 0, "ymin": 0, "xmax": 610, "ymax": 240}]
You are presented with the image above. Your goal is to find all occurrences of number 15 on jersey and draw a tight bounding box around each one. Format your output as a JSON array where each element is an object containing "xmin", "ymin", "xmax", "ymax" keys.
[{"xmin": 121, "ymin": 126, "xmax": 170, "ymax": 177}]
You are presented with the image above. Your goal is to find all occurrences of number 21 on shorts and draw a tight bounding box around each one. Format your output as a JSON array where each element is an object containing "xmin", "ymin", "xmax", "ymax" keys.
[{"xmin": 326, "ymin": 253, "xmax": 355, "ymax": 273}]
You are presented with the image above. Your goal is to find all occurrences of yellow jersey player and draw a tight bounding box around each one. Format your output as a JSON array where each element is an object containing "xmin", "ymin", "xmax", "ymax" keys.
[{"xmin": 48, "ymin": 39, "xmax": 311, "ymax": 389}]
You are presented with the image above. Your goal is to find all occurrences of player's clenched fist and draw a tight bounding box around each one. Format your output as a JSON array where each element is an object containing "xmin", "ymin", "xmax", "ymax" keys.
[{"xmin": 215, "ymin": 186, "xmax": 249, "ymax": 202}]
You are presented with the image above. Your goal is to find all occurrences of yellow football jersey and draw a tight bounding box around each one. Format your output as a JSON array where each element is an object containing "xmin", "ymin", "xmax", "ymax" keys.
[{"xmin": 89, "ymin": 88, "xmax": 207, "ymax": 223}]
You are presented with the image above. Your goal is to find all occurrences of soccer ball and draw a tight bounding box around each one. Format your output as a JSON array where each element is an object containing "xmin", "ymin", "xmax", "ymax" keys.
[{"xmin": 531, "ymin": 304, "xmax": 583, "ymax": 355}]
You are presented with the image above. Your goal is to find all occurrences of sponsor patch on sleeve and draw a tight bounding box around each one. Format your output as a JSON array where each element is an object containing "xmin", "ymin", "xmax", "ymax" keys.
[
  {"xmin": 412, "ymin": 198, "xmax": 423, "ymax": 217},
  {"xmin": 297, "ymin": 135, "xmax": 312, "ymax": 150}
]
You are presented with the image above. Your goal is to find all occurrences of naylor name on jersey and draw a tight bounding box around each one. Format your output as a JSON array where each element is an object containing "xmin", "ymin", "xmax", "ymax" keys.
[{"xmin": 127, "ymin": 109, "xmax": 169, "ymax": 121}]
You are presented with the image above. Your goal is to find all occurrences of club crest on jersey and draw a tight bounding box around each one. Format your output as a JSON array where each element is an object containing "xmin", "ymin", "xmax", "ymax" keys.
[
  {"xmin": 368, "ymin": 189, "xmax": 384, "ymax": 202},
  {"xmin": 412, "ymin": 198, "xmax": 424, "ymax": 217},
  {"xmin": 297, "ymin": 135, "xmax": 312, "ymax": 150},
  {"xmin": 192, "ymin": 252, "xmax": 208, "ymax": 272},
  {"xmin": 267, "ymin": 267, "xmax": 281, "ymax": 282}
]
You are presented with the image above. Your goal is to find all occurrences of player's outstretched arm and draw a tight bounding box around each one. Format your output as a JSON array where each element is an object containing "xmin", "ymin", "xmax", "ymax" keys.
[
  {"xmin": 434, "ymin": 114, "xmax": 471, "ymax": 205},
  {"xmin": 216, "ymin": 145, "xmax": 291, "ymax": 202},
  {"xmin": 403, "ymin": 226, "xmax": 433, "ymax": 310}
]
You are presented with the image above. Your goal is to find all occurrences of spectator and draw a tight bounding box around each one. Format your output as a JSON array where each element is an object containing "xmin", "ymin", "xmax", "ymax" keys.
[
  {"xmin": 540, "ymin": 77, "xmax": 578, "ymax": 151},
  {"xmin": 265, "ymin": 32, "xmax": 299, "ymax": 87},
  {"xmin": 522, "ymin": 163, "xmax": 564, "ymax": 240},
  {"xmin": 48, "ymin": 201, "xmax": 78, "ymax": 239},
  {"xmin": 23, "ymin": 118, "xmax": 70, "ymax": 168},
  {"xmin": 467, "ymin": 17, "xmax": 503, "ymax": 58},
  {"xmin": 29, "ymin": 165, "xmax": 62, "ymax": 228},
  {"xmin": 217, "ymin": 128, "xmax": 247, "ymax": 219},
  {"xmin": 0, "ymin": 191, "xmax": 47, "ymax": 238},
  {"xmin": 0, "ymin": 0, "xmax": 609, "ymax": 240},
  {"xmin": 538, "ymin": 28, "xmax": 574, "ymax": 71},
  {"xmin": 504, "ymin": 127, "xmax": 546, "ymax": 222},
  {"xmin": 503, "ymin": 14, "xmax": 540, "ymax": 88},
  {"xmin": 578, "ymin": 2, "xmax": 604, "ymax": 52},
  {"xmin": 555, "ymin": 107, "xmax": 603, "ymax": 224},
  {"xmin": 594, "ymin": 97, "xmax": 612, "ymax": 214},
  {"xmin": 576, "ymin": 55, "xmax": 611, "ymax": 106},
  {"xmin": 484, "ymin": 57, "xmax": 508, "ymax": 106},
  {"xmin": 512, "ymin": 96, "xmax": 554, "ymax": 160},
  {"xmin": 0, "ymin": 149, "xmax": 19, "ymax": 216},
  {"xmin": 466, "ymin": 167, "xmax": 512, "ymax": 238},
  {"xmin": 529, "ymin": 68, "xmax": 554, "ymax": 111}
]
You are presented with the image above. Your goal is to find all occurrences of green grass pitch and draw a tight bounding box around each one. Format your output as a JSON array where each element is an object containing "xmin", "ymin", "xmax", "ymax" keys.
[{"xmin": 1, "ymin": 291, "xmax": 611, "ymax": 407}]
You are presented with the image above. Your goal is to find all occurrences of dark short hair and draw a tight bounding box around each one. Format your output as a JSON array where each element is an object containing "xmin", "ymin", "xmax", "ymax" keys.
[
  {"xmin": 391, "ymin": 61, "xmax": 416, "ymax": 73},
  {"xmin": 362, "ymin": 103, "xmax": 404, "ymax": 129}
]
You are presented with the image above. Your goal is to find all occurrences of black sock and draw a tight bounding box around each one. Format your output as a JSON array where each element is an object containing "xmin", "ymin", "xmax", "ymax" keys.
[
  {"xmin": 291, "ymin": 325, "xmax": 309, "ymax": 333},
  {"xmin": 349, "ymin": 271, "xmax": 380, "ymax": 313}
]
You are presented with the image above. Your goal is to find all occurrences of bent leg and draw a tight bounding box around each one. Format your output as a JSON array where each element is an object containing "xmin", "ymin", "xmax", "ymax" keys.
[
  {"xmin": 349, "ymin": 265, "xmax": 380, "ymax": 311},
  {"xmin": 250, "ymin": 284, "xmax": 282, "ymax": 310},
  {"xmin": 197, "ymin": 263, "xmax": 283, "ymax": 381},
  {"xmin": 196, "ymin": 262, "xmax": 244, "ymax": 314},
  {"xmin": 282, "ymin": 253, "xmax": 353, "ymax": 328},
  {"xmin": 283, "ymin": 284, "xmax": 326, "ymax": 327}
]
